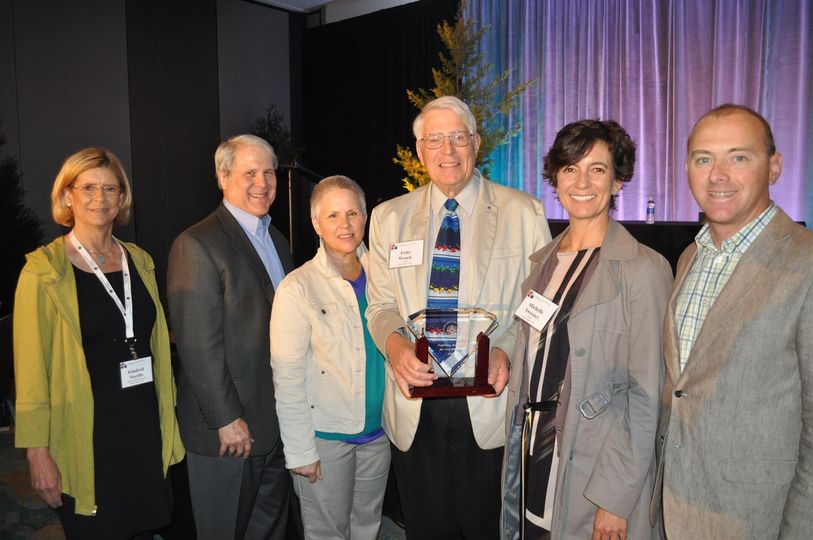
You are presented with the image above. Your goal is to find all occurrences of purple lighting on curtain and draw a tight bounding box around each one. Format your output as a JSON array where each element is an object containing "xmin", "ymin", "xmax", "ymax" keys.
[{"xmin": 467, "ymin": 0, "xmax": 813, "ymax": 226}]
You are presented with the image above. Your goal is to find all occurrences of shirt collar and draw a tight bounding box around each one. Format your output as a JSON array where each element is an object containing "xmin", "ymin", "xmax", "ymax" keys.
[
  {"xmin": 430, "ymin": 170, "xmax": 479, "ymax": 217},
  {"xmin": 695, "ymin": 202, "xmax": 776, "ymax": 255},
  {"xmin": 223, "ymin": 199, "xmax": 271, "ymax": 237}
]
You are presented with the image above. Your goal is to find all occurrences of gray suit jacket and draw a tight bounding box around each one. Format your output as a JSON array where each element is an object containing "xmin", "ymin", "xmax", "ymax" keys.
[
  {"xmin": 653, "ymin": 208, "xmax": 813, "ymax": 540},
  {"xmin": 167, "ymin": 203, "xmax": 294, "ymax": 457}
]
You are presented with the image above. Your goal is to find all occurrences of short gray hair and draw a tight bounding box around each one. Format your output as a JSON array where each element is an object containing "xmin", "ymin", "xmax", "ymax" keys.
[
  {"xmin": 214, "ymin": 134, "xmax": 278, "ymax": 178},
  {"xmin": 412, "ymin": 96, "xmax": 477, "ymax": 140},
  {"xmin": 310, "ymin": 175, "xmax": 366, "ymax": 219}
]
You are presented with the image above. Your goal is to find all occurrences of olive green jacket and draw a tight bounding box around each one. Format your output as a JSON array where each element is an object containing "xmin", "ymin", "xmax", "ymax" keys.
[{"xmin": 14, "ymin": 236, "xmax": 184, "ymax": 516}]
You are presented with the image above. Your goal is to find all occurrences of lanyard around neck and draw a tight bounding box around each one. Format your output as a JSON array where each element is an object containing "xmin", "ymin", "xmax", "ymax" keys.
[{"xmin": 70, "ymin": 232, "xmax": 137, "ymax": 358}]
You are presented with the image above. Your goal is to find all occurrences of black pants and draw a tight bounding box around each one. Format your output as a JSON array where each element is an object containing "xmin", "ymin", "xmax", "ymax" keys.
[
  {"xmin": 187, "ymin": 443, "xmax": 291, "ymax": 540},
  {"xmin": 391, "ymin": 397, "xmax": 503, "ymax": 540}
]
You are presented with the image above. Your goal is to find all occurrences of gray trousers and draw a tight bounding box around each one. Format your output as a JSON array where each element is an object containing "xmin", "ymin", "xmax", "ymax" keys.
[
  {"xmin": 292, "ymin": 435, "xmax": 390, "ymax": 540},
  {"xmin": 187, "ymin": 444, "xmax": 291, "ymax": 540}
]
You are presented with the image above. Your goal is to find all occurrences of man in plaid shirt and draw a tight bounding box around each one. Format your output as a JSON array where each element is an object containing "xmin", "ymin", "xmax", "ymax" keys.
[{"xmin": 653, "ymin": 104, "xmax": 813, "ymax": 540}]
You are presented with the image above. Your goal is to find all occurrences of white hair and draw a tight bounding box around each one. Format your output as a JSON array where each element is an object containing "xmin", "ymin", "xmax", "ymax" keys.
[{"xmin": 412, "ymin": 96, "xmax": 477, "ymax": 139}]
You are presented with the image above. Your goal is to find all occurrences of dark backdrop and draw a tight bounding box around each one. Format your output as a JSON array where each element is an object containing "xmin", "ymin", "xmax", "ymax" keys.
[
  {"xmin": 298, "ymin": 0, "xmax": 458, "ymax": 258},
  {"xmin": 126, "ymin": 0, "xmax": 223, "ymax": 297}
]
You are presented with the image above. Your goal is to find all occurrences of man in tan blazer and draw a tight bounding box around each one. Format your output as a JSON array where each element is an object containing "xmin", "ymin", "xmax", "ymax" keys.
[
  {"xmin": 366, "ymin": 96, "xmax": 550, "ymax": 539},
  {"xmin": 653, "ymin": 104, "xmax": 813, "ymax": 539}
]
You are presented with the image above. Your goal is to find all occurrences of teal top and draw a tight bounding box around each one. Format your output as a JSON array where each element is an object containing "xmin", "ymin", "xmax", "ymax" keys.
[{"xmin": 316, "ymin": 270, "xmax": 385, "ymax": 442}]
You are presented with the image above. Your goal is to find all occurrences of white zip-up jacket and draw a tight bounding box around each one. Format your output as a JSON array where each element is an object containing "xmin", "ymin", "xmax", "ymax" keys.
[{"xmin": 270, "ymin": 243, "xmax": 371, "ymax": 469}]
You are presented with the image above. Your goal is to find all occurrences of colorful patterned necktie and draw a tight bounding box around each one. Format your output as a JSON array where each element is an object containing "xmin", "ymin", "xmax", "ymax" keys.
[{"xmin": 426, "ymin": 198, "xmax": 461, "ymax": 372}]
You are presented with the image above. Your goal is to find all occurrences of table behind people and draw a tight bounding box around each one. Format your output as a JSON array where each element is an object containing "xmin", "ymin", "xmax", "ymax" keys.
[
  {"xmin": 167, "ymin": 134, "xmax": 295, "ymax": 540},
  {"xmin": 13, "ymin": 147, "xmax": 184, "ymax": 539},
  {"xmin": 365, "ymin": 95, "xmax": 551, "ymax": 540},
  {"xmin": 270, "ymin": 175, "xmax": 390, "ymax": 540},
  {"xmin": 501, "ymin": 120, "xmax": 671, "ymax": 540},
  {"xmin": 654, "ymin": 104, "xmax": 813, "ymax": 540}
]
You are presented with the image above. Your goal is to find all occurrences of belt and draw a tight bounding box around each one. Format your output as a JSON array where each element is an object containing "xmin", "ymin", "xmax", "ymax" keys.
[{"xmin": 577, "ymin": 381, "xmax": 628, "ymax": 419}]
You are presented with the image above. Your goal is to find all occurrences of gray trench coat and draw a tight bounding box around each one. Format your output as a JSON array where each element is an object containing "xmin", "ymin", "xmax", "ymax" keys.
[{"xmin": 501, "ymin": 219, "xmax": 672, "ymax": 539}]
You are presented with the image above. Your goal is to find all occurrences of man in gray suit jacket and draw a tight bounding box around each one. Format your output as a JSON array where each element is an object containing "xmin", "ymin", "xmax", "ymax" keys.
[
  {"xmin": 168, "ymin": 135, "xmax": 295, "ymax": 540},
  {"xmin": 653, "ymin": 105, "xmax": 813, "ymax": 539}
]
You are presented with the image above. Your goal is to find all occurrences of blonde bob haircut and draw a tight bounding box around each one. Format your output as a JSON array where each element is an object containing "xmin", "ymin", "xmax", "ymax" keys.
[{"xmin": 51, "ymin": 147, "xmax": 133, "ymax": 226}]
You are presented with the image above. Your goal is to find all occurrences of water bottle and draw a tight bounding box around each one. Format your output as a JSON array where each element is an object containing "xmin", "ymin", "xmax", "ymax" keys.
[{"xmin": 646, "ymin": 196, "xmax": 656, "ymax": 224}]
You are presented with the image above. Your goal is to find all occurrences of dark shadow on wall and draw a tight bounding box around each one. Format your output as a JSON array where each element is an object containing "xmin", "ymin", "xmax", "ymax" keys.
[
  {"xmin": 302, "ymin": 0, "xmax": 458, "ymax": 219},
  {"xmin": 125, "ymin": 0, "xmax": 223, "ymax": 299}
]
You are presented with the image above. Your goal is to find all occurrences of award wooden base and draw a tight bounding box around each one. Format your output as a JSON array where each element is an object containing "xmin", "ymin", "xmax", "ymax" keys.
[{"xmin": 410, "ymin": 332, "xmax": 496, "ymax": 398}]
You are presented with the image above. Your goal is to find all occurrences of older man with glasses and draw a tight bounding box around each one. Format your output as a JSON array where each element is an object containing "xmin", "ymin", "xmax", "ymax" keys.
[{"xmin": 366, "ymin": 96, "xmax": 551, "ymax": 539}]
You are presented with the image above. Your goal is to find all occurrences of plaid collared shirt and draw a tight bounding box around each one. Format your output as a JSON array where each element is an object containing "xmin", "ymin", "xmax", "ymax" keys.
[{"xmin": 675, "ymin": 203, "xmax": 777, "ymax": 371}]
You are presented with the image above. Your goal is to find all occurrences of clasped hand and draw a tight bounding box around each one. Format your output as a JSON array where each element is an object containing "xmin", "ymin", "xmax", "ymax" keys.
[
  {"xmin": 291, "ymin": 461, "xmax": 322, "ymax": 484},
  {"xmin": 218, "ymin": 417, "xmax": 253, "ymax": 458}
]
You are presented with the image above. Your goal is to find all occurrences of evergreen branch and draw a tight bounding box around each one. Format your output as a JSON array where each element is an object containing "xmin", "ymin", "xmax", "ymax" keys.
[{"xmin": 392, "ymin": 0, "xmax": 534, "ymax": 188}]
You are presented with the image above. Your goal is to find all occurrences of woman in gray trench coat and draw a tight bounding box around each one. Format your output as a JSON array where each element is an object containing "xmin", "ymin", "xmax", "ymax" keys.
[{"xmin": 501, "ymin": 120, "xmax": 672, "ymax": 540}]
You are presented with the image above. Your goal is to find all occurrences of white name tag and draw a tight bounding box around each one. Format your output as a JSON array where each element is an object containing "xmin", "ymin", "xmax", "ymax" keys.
[
  {"xmin": 120, "ymin": 356, "xmax": 154, "ymax": 389},
  {"xmin": 388, "ymin": 240, "xmax": 424, "ymax": 269},
  {"xmin": 514, "ymin": 290, "xmax": 558, "ymax": 332}
]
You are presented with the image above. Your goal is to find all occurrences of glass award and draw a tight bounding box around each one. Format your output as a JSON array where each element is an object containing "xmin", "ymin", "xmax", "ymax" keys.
[{"xmin": 405, "ymin": 307, "xmax": 499, "ymax": 398}]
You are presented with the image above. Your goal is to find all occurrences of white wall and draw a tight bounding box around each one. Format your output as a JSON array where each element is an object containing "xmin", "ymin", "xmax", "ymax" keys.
[{"xmin": 323, "ymin": 0, "xmax": 416, "ymax": 24}]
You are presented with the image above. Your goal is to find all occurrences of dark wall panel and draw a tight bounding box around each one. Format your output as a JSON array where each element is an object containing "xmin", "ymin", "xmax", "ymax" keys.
[
  {"xmin": 303, "ymin": 0, "xmax": 458, "ymax": 210},
  {"xmin": 217, "ymin": 0, "xmax": 290, "ymax": 139},
  {"xmin": 0, "ymin": 0, "xmax": 21, "ymax": 160},
  {"xmin": 12, "ymin": 0, "xmax": 133, "ymax": 240},
  {"xmin": 126, "ymin": 0, "xmax": 222, "ymax": 296}
]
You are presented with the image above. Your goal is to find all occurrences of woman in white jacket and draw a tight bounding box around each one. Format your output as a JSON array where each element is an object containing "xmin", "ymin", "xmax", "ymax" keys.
[{"xmin": 270, "ymin": 175, "xmax": 389, "ymax": 540}]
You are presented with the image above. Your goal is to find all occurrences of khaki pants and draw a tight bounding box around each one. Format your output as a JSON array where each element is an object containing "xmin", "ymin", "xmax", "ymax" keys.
[{"xmin": 293, "ymin": 435, "xmax": 391, "ymax": 540}]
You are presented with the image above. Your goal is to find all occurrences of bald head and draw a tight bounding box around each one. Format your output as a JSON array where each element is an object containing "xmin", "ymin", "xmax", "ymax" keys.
[{"xmin": 687, "ymin": 104, "xmax": 776, "ymax": 157}]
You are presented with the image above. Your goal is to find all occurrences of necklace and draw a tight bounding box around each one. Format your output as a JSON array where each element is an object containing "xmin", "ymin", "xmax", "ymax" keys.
[
  {"xmin": 71, "ymin": 231, "xmax": 118, "ymax": 265},
  {"xmin": 85, "ymin": 248, "xmax": 115, "ymax": 264}
]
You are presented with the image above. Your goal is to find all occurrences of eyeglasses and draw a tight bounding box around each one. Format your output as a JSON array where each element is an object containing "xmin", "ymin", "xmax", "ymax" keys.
[
  {"xmin": 72, "ymin": 184, "xmax": 123, "ymax": 197},
  {"xmin": 419, "ymin": 131, "xmax": 473, "ymax": 149}
]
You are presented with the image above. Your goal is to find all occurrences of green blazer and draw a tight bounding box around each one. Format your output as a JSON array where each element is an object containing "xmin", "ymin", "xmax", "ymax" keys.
[{"xmin": 14, "ymin": 236, "xmax": 184, "ymax": 516}]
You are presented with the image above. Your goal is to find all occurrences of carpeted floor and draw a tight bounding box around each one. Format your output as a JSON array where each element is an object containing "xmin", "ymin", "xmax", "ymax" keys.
[
  {"xmin": 0, "ymin": 429, "xmax": 65, "ymax": 540},
  {"xmin": 1, "ymin": 429, "xmax": 404, "ymax": 540}
]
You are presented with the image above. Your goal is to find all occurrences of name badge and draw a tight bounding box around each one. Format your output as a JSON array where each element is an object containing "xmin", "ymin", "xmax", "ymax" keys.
[
  {"xmin": 120, "ymin": 356, "xmax": 154, "ymax": 389},
  {"xmin": 388, "ymin": 240, "xmax": 424, "ymax": 269},
  {"xmin": 514, "ymin": 290, "xmax": 558, "ymax": 332}
]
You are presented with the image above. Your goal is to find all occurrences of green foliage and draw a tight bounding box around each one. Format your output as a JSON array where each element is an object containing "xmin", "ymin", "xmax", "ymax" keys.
[
  {"xmin": 394, "ymin": 0, "xmax": 533, "ymax": 191},
  {"xmin": 394, "ymin": 144, "xmax": 430, "ymax": 191},
  {"xmin": 0, "ymin": 121, "xmax": 44, "ymax": 315},
  {"xmin": 251, "ymin": 103, "xmax": 299, "ymax": 165}
]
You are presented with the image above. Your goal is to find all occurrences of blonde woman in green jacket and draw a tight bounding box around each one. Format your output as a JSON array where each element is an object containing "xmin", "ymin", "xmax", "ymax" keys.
[{"xmin": 13, "ymin": 147, "xmax": 184, "ymax": 540}]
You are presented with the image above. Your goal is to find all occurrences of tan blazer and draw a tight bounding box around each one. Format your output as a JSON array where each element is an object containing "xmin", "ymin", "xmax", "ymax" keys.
[
  {"xmin": 653, "ymin": 209, "xmax": 813, "ymax": 540},
  {"xmin": 366, "ymin": 174, "xmax": 551, "ymax": 451}
]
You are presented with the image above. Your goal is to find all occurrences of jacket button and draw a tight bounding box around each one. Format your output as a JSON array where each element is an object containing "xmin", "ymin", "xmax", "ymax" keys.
[
  {"xmin": 674, "ymin": 390, "xmax": 685, "ymax": 398},
  {"xmin": 574, "ymin": 347, "xmax": 585, "ymax": 357}
]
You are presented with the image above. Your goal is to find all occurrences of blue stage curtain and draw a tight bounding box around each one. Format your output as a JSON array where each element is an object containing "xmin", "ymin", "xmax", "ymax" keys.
[{"xmin": 467, "ymin": 0, "xmax": 813, "ymax": 226}]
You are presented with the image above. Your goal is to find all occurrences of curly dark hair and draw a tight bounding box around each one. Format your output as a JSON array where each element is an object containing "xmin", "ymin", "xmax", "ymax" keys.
[{"xmin": 542, "ymin": 119, "xmax": 636, "ymax": 210}]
